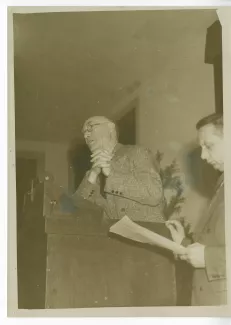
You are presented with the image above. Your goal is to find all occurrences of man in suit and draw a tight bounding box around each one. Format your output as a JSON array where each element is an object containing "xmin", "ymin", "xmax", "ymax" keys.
[
  {"xmin": 166, "ymin": 113, "xmax": 226, "ymax": 306},
  {"xmin": 73, "ymin": 116, "xmax": 165, "ymax": 222}
]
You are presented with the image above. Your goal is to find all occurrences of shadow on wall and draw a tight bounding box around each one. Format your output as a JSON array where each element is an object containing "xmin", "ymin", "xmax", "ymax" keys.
[
  {"xmin": 179, "ymin": 19, "xmax": 222, "ymax": 199},
  {"xmin": 205, "ymin": 20, "xmax": 223, "ymax": 114},
  {"xmin": 183, "ymin": 142, "xmax": 220, "ymax": 199},
  {"xmin": 68, "ymin": 139, "xmax": 91, "ymax": 190}
]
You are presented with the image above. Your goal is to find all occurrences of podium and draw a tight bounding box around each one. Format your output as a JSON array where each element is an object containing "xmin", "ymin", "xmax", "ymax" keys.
[{"xmin": 17, "ymin": 181, "xmax": 192, "ymax": 309}]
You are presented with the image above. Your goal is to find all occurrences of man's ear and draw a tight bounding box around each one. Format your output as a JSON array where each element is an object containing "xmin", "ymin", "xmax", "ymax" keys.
[
  {"xmin": 107, "ymin": 122, "xmax": 115, "ymax": 134},
  {"xmin": 108, "ymin": 122, "xmax": 117, "ymax": 138}
]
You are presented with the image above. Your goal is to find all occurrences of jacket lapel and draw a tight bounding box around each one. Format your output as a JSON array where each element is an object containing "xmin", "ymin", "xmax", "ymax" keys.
[{"xmin": 194, "ymin": 173, "xmax": 224, "ymax": 239}]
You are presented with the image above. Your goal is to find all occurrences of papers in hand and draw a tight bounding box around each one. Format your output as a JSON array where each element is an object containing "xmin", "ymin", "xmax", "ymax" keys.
[{"xmin": 109, "ymin": 216, "xmax": 186, "ymax": 255}]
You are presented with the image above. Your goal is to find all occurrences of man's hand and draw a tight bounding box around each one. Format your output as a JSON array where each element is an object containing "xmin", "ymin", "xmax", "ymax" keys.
[
  {"xmin": 87, "ymin": 167, "xmax": 101, "ymax": 184},
  {"xmin": 179, "ymin": 243, "xmax": 205, "ymax": 268},
  {"xmin": 87, "ymin": 150, "xmax": 113, "ymax": 184},
  {"xmin": 90, "ymin": 150, "xmax": 113, "ymax": 177},
  {"xmin": 165, "ymin": 220, "xmax": 186, "ymax": 244}
]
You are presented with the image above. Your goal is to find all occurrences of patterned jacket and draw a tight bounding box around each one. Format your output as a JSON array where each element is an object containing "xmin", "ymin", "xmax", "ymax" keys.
[{"xmin": 72, "ymin": 143, "xmax": 165, "ymax": 222}]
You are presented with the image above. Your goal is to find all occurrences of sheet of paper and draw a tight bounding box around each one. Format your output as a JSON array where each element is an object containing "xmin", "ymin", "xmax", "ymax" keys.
[{"xmin": 109, "ymin": 216, "xmax": 186, "ymax": 255}]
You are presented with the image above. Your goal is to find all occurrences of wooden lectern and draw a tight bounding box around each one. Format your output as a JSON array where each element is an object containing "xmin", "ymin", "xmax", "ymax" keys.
[{"xmin": 17, "ymin": 181, "xmax": 192, "ymax": 309}]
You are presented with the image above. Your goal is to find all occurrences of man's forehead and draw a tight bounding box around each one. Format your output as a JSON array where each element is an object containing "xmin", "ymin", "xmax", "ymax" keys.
[
  {"xmin": 83, "ymin": 116, "xmax": 111, "ymax": 130},
  {"xmin": 198, "ymin": 124, "xmax": 222, "ymax": 143},
  {"xmin": 199, "ymin": 124, "xmax": 218, "ymax": 136}
]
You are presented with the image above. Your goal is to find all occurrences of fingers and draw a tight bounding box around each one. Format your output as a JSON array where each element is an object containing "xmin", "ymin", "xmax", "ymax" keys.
[
  {"xmin": 90, "ymin": 151, "xmax": 112, "ymax": 170},
  {"xmin": 179, "ymin": 247, "xmax": 194, "ymax": 264},
  {"xmin": 176, "ymin": 245, "xmax": 200, "ymax": 265},
  {"xmin": 91, "ymin": 153, "xmax": 112, "ymax": 163},
  {"xmin": 165, "ymin": 222, "xmax": 180, "ymax": 234},
  {"xmin": 186, "ymin": 243, "xmax": 204, "ymax": 257},
  {"xmin": 187, "ymin": 243, "xmax": 201, "ymax": 248},
  {"xmin": 173, "ymin": 247, "xmax": 190, "ymax": 262},
  {"xmin": 173, "ymin": 252, "xmax": 179, "ymax": 260},
  {"xmin": 179, "ymin": 255, "xmax": 188, "ymax": 261},
  {"xmin": 166, "ymin": 220, "xmax": 183, "ymax": 231},
  {"xmin": 91, "ymin": 150, "xmax": 112, "ymax": 158},
  {"xmin": 90, "ymin": 150, "xmax": 112, "ymax": 171},
  {"xmin": 177, "ymin": 248, "xmax": 189, "ymax": 262},
  {"xmin": 91, "ymin": 149, "xmax": 102, "ymax": 157},
  {"xmin": 92, "ymin": 161, "xmax": 111, "ymax": 169},
  {"xmin": 91, "ymin": 166, "xmax": 101, "ymax": 174},
  {"xmin": 165, "ymin": 223, "xmax": 177, "ymax": 235},
  {"xmin": 91, "ymin": 149, "xmax": 104, "ymax": 157},
  {"xmin": 102, "ymin": 167, "xmax": 110, "ymax": 177}
]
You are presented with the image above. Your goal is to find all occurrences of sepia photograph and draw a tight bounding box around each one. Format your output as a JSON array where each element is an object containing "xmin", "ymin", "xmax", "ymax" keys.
[{"xmin": 7, "ymin": 5, "xmax": 231, "ymax": 317}]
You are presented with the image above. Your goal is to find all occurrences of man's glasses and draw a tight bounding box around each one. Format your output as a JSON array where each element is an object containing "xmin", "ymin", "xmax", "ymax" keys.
[{"xmin": 82, "ymin": 122, "xmax": 108, "ymax": 133}]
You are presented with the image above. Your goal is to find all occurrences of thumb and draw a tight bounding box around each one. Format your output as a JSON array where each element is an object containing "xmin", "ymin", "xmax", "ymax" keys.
[
  {"xmin": 166, "ymin": 223, "xmax": 177, "ymax": 235},
  {"xmin": 167, "ymin": 220, "xmax": 183, "ymax": 232}
]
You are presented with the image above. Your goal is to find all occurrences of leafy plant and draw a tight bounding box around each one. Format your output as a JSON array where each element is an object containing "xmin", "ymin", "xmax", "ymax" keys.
[
  {"xmin": 156, "ymin": 150, "xmax": 193, "ymax": 235},
  {"xmin": 155, "ymin": 150, "xmax": 185, "ymax": 220}
]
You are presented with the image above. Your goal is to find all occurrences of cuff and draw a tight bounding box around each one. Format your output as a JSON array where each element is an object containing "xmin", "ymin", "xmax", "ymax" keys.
[{"xmin": 204, "ymin": 246, "xmax": 226, "ymax": 281}]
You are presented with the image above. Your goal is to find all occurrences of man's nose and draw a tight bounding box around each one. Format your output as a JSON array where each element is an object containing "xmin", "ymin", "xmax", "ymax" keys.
[
  {"xmin": 84, "ymin": 131, "xmax": 90, "ymax": 139},
  {"xmin": 201, "ymin": 148, "xmax": 207, "ymax": 160}
]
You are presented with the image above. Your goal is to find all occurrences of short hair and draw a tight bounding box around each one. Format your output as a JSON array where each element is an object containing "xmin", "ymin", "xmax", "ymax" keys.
[{"xmin": 196, "ymin": 113, "xmax": 223, "ymax": 131}]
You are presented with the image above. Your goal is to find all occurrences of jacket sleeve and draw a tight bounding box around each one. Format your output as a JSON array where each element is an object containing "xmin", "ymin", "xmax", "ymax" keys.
[
  {"xmin": 104, "ymin": 147, "xmax": 163, "ymax": 206},
  {"xmin": 71, "ymin": 171, "xmax": 108, "ymax": 211},
  {"xmin": 204, "ymin": 202, "xmax": 226, "ymax": 281},
  {"xmin": 204, "ymin": 246, "xmax": 226, "ymax": 281}
]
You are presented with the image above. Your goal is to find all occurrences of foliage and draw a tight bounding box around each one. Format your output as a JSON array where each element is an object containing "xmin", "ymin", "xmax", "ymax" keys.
[
  {"xmin": 156, "ymin": 150, "xmax": 192, "ymax": 234},
  {"xmin": 156, "ymin": 150, "xmax": 185, "ymax": 219}
]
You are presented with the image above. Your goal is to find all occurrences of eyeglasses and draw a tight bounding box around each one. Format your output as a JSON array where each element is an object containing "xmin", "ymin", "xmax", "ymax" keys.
[{"xmin": 82, "ymin": 122, "xmax": 108, "ymax": 134}]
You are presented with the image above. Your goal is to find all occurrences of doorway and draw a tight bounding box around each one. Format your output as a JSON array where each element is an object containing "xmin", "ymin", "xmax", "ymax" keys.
[
  {"xmin": 16, "ymin": 157, "xmax": 37, "ymax": 230},
  {"xmin": 16, "ymin": 155, "xmax": 47, "ymax": 309}
]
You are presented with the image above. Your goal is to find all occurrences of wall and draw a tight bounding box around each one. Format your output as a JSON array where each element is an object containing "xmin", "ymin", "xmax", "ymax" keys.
[
  {"xmin": 14, "ymin": 11, "xmax": 220, "ymax": 227},
  {"xmin": 135, "ymin": 28, "xmax": 219, "ymax": 228},
  {"xmin": 16, "ymin": 140, "xmax": 69, "ymax": 189}
]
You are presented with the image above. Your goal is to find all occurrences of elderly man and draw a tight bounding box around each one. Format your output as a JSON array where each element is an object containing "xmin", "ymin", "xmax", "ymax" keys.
[
  {"xmin": 166, "ymin": 113, "xmax": 226, "ymax": 306},
  {"xmin": 73, "ymin": 116, "xmax": 165, "ymax": 222}
]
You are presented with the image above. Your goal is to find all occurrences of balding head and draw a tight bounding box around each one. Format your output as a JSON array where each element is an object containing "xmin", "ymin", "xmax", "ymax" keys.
[
  {"xmin": 82, "ymin": 116, "xmax": 114, "ymax": 132},
  {"xmin": 82, "ymin": 116, "xmax": 118, "ymax": 153}
]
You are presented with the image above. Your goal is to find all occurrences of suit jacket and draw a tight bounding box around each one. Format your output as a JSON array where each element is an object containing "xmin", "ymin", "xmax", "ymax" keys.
[
  {"xmin": 182, "ymin": 173, "xmax": 226, "ymax": 306},
  {"xmin": 72, "ymin": 143, "xmax": 165, "ymax": 222}
]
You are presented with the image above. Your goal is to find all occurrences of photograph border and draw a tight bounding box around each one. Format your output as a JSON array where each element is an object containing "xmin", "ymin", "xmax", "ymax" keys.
[{"xmin": 7, "ymin": 5, "xmax": 231, "ymax": 317}]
